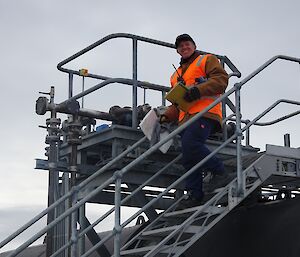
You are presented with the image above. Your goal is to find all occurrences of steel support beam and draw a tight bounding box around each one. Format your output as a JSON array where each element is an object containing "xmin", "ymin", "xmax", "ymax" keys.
[
  {"xmin": 127, "ymin": 184, "xmax": 158, "ymax": 221},
  {"xmin": 79, "ymin": 216, "xmax": 110, "ymax": 257}
]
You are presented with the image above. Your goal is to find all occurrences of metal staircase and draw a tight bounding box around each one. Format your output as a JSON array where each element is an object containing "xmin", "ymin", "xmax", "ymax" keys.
[
  {"xmin": 1, "ymin": 33, "xmax": 300, "ymax": 257},
  {"xmin": 119, "ymin": 149, "xmax": 300, "ymax": 257}
]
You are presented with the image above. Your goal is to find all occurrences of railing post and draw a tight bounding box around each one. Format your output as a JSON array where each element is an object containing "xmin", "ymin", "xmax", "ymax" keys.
[
  {"xmin": 46, "ymin": 86, "xmax": 61, "ymax": 257},
  {"xmin": 221, "ymin": 59, "xmax": 227, "ymax": 141},
  {"xmin": 68, "ymin": 73, "xmax": 74, "ymax": 98},
  {"xmin": 220, "ymin": 58, "xmax": 229, "ymax": 142},
  {"xmin": 62, "ymin": 172, "xmax": 70, "ymax": 257},
  {"xmin": 71, "ymin": 188, "xmax": 79, "ymax": 257},
  {"xmin": 234, "ymin": 83, "xmax": 245, "ymax": 196},
  {"xmin": 82, "ymin": 76, "xmax": 85, "ymax": 108},
  {"xmin": 284, "ymin": 133, "xmax": 291, "ymax": 147},
  {"xmin": 114, "ymin": 172, "xmax": 122, "ymax": 257},
  {"xmin": 162, "ymin": 91, "xmax": 166, "ymax": 106},
  {"xmin": 222, "ymin": 100, "xmax": 228, "ymax": 142},
  {"xmin": 79, "ymin": 204, "xmax": 86, "ymax": 256},
  {"xmin": 143, "ymin": 88, "xmax": 146, "ymax": 104},
  {"xmin": 245, "ymin": 120, "xmax": 250, "ymax": 146},
  {"xmin": 132, "ymin": 38, "xmax": 138, "ymax": 129}
]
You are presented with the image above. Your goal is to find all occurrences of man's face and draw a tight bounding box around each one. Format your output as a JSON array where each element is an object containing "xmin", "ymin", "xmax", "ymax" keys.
[{"xmin": 177, "ymin": 40, "xmax": 196, "ymax": 59}]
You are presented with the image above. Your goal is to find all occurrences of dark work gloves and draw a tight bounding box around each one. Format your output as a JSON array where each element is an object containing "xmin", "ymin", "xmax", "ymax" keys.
[{"xmin": 184, "ymin": 86, "xmax": 201, "ymax": 102}]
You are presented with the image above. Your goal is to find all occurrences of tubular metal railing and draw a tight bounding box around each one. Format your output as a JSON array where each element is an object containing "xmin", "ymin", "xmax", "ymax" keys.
[
  {"xmin": 76, "ymin": 101, "xmax": 300, "ymax": 257},
  {"xmin": 1, "ymin": 45, "xmax": 299, "ymax": 257},
  {"xmin": 57, "ymin": 33, "xmax": 241, "ymax": 129}
]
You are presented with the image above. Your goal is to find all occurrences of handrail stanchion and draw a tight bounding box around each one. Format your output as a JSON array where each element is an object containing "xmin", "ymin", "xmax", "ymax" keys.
[
  {"xmin": 68, "ymin": 73, "xmax": 73, "ymax": 98},
  {"xmin": 245, "ymin": 120, "xmax": 250, "ymax": 146},
  {"xmin": 63, "ymin": 172, "xmax": 70, "ymax": 257},
  {"xmin": 114, "ymin": 172, "xmax": 122, "ymax": 257},
  {"xmin": 78, "ymin": 205, "xmax": 86, "ymax": 256},
  {"xmin": 132, "ymin": 38, "xmax": 138, "ymax": 129},
  {"xmin": 222, "ymin": 100, "xmax": 228, "ymax": 142},
  {"xmin": 235, "ymin": 84, "xmax": 245, "ymax": 196},
  {"xmin": 221, "ymin": 58, "xmax": 228, "ymax": 141},
  {"xmin": 162, "ymin": 91, "xmax": 166, "ymax": 106},
  {"xmin": 71, "ymin": 189, "xmax": 79, "ymax": 257},
  {"xmin": 143, "ymin": 88, "xmax": 146, "ymax": 104},
  {"xmin": 82, "ymin": 76, "xmax": 85, "ymax": 108}
]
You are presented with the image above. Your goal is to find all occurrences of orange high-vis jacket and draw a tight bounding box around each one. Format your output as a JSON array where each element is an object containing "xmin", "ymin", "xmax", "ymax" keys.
[{"xmin": 170, "ymin": 54, "xmax": 222, "ymax": 123}]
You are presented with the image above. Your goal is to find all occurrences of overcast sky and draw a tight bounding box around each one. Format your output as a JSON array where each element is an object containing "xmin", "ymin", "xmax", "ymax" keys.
[{"xmin": 1, "ymin": 0, "xmax": 300, "ymax": 252}]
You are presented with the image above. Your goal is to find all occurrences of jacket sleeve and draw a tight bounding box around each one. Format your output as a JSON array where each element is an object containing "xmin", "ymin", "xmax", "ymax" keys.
[
  {"xmin": 197, "ymin": 55, "xmax": 229, "ymax": 96},
  {"xmin": 163, "ymin": 104, "xmax": 179, "ymax": 122}
]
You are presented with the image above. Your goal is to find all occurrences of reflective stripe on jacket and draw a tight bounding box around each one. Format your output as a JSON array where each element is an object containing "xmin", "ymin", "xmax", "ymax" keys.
[{"xmin": 170, "ymin": 54, "xmax": 222, "ymax": 122}]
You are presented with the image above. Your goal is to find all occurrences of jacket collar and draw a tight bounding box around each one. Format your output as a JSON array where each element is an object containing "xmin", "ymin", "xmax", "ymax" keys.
[{"xmin": 180, "ymin": 50, "xmax": 201, "ymax": 66}]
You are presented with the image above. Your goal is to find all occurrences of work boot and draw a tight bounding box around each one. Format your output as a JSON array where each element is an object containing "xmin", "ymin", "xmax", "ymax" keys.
[
  {"xmin": 175, "ymin": 193, "xmax": 203, "ymax": 210},
  {"xmin": 203, "ymin": 171, "xmax": 235, "ymax": 193}
]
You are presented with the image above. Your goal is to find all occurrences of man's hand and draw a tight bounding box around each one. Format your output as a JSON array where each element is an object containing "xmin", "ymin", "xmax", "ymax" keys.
[{"xmin": 184, "ymin": 86, "xmax": 201, "ymax": 102}]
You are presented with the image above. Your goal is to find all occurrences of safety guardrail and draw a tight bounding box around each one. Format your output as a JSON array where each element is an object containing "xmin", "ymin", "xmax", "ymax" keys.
[
  {"xmin": 57, "ymin": 33, "xmax": 241, "ymax": 129},
  {"xmin": 1, "ymin": 45, "xmax": 299, "ymax": 257}
]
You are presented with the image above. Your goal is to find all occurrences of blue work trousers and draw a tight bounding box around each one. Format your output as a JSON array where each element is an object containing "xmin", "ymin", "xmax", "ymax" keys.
[{"xmin": 181, "ymin": 117, "xmax": 225, "ymax": 200}]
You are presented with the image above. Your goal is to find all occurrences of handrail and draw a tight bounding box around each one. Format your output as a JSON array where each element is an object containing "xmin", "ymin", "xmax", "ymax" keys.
[
  {"xmin": 237, "ymin": 55, "xmax": 300, "ymax": 85},
  {"xmin": 255, "ymin": 109, "xmax": 300, "ymax": 126},
  {"xmin": 0, "ymin": 136, "xmax": 147, "ymax": 249},
  {"xmin": 2, "ymin": 54, "xmax": 300, "ymax": 256},
  {"xmin": 58, "ymin": 33, "xmax": 241, "ymax": 129},
  {"xmin": 4, "ymin": 77, "xmax": 238, "ymax": 257},
  {"xmin": 83, "ymin": 135, "xmax": 238, "ymax": 257},
  {"xmin": 228, "ymin": 102, "xmax": 300, "ymax": 127},
  {"xmin": 241, "ymin": 99, "xmax": 300, "ymax": 132},
  {"xmin": 59, "ymin": 78, "xmax": 153, "ymax": 104},
  {"xmin": 76, "ymin": 54, "xmax": 300, "ymax": 256},
  {"xmin": 57, "ymin": 33, "xmax": 241, "ymax": 79},
  {"xmin": 74, "ymin": 98, "xmax": 300, "ymax": 257},
  {"xmin": 50, "ymin": 155, "xmax": 183, "ymax": 257}
]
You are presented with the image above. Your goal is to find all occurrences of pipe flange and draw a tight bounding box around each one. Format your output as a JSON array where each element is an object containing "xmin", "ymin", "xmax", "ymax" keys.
[
  {"xmin": 47, "ymin": 127, "xmax": 61, "ymax": 133},
  {"xmin": 46, "ymin": 118, "xmax": 61, "ymax": 126},
  {"xmin": 45, "ymin": 135, "xmax": 61, "ymax": 143},
  {"xmin": 67, "ymin": 138, "xmax": 82, "ymax": 145},
  {"xmin": 67, "ymin": 124, "xmax": 82, "ymax": 132}
]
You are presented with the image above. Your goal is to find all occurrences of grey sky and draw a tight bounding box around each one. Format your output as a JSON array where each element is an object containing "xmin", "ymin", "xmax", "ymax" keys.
[{"xmin": 0, "ymin": 0, "xmax": 300, "ymax": 252}]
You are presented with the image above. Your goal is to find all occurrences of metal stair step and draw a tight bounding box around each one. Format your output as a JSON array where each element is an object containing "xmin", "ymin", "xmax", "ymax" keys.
[
  {"xmin": 163, "ymin": 205, "xmax": 226, "ymax": 218},
  {"xmin": 141, "ymin": 225, "xmax": 200, "ymax": 237},
  {"xmin": 120, "ymin": 153, "xmax": 278, "ymax": 257},
  {"xmin": 120, "ymin": 246, "xmax": 154, "ymax": 256},
  {"xmin": 120, "ymin": 245, "xmax": 183, "ymax": 256}
]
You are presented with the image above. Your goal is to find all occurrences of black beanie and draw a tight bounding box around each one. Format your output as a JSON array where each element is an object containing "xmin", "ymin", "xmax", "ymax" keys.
[{"xmin": 175, "ymin": 34, "xmax": 196, "ymax": 48}]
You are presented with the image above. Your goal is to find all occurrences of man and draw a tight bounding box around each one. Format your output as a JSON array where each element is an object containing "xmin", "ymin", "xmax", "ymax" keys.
[{"xmin": 161, "ymin": 34, "xmax": 229, "ymax": 208}]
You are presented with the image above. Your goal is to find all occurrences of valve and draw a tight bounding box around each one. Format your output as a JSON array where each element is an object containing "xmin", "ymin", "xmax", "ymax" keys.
[
  {"xmin": 36, "ymin": 97, "xmax": 48, "ymax": 115},
  {"xmin": 64, "ymin": 100, "xmax": 80, "ymax": 115}
]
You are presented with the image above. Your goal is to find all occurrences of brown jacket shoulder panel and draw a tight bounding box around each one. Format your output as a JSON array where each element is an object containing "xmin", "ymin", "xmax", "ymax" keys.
[{"xmin": 197, "ymin": 55, "xmax": 229, "ymax": 96}]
